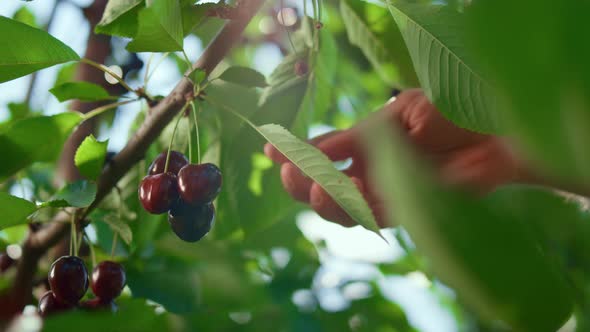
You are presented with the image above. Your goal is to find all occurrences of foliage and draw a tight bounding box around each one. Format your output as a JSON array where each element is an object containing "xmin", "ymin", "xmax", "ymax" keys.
[{"xmin": 0, "ymin": 0, "xmax": 589, "ymax": 331}]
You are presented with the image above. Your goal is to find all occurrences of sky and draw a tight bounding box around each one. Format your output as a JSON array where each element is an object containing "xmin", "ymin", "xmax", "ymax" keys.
[{"xmin": 0, "ymin": 1, "xmax": 457, "ymax": 331}]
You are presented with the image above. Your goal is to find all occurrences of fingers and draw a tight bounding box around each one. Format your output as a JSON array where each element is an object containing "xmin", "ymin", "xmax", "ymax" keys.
[
  {"xmin": 309, "ymin": 177, "xmax": 364, "ymax": 228},
  {"xmin": 280, "ymin": 163, "xmax": 313, "ymax": 202}
]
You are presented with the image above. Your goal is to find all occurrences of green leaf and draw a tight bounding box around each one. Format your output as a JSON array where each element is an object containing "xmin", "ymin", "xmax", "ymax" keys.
[
  {"xmin": 95, "ymin": 0, "xmax": 143, "ymax": 38},
  {"xmin": 74, "ymin": 134, "xmax": 109, "ymax": 180},
  {"xmin": 219, "ymin": 66, "xmax": 268, "ymax": 88},
  {"xmin": 0, "ymin": 112, "xmax": 83, "ymax": 181},
  {"xmin": 467, "ymin": 0, "xmax": 590, "ymax": 183},
  {"xmin": 43, "ymin": 180, "xmax": 97, "ymax": 208},
  {"xmin": 256, "ymin": 124, "xmax": 381, "ymax": 236},
  {"xmin": 102, "ymin": 213, "xmax": 133, "ymax": 245},
  {"xmin": 127, "ymin": 256, "xmax": 199, "ymax": 314},
  {"xmin": 0, "ymin": 192, "xmax": 36, "ymax": 230},
  {"xmin": 181, "ymin": 2, "xmax": 216, "ymax": 36},
  {"xmin": 126, "ymin": 0, "xmax": 183, "ymax": 52},
  {"xmin": 340, "ymin": 0, "xmax": 418, "ymax": 88},
  {"xmin": 0, "ymin": 16, "xmax": 79, "ymax": 83},
  {"xmin": 50, "ymin": 81, "xmax": 112, "ymax": 102},
  {"xmin": 387, "ymin": 3, "xmax": 499, "ymax": 133},
  {"xmin": 42, "ymin": 298, "xmax": 171, "ymax": 332},
  {"xmin": 13, "ymin": 6, "xmax": 37, "ymax": 28},
  {"xmin": 364, "ymin": 123, "xmax": 574, "ymax": 331}
]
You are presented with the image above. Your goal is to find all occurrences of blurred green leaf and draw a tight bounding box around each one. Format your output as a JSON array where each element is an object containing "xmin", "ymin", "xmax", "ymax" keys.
[
  {"xmin": 127, "ymin": 0, "xmax": 183, "ymax": 52},
  {"xmin": 388, "ymin": 3, "xmax": 499, "ymax": 133},
  {"xmin": 365, "ymin": 123, "xmax": 573, "ymax": 331},
  {"xmin": 219, "ymin": 66, "xmax": 268, "ymax": 88},
  {"xmin": 126, "ymin": 256, "xmax": 199, "ymax": 314},
  {"xmin": 0, "ymin": 112, "xmax": 82, "ymax": 181},
  {"xmin": 0, "ymin": 16, "xmax": 79, "ymax": 83},
  {"xmin": 43, "ymin": 180, "xmax": 97, "ymax": 208},
  {"xmin": 50, "ymin": 81, "xmax": 112, "ymax": 102},
  {"xmin": 257, "ymin": 124, "xmax": 381, "ymax": 236},
  {"xmin": 95, "ymin": 0, "xmax": 143, "ymax": 38},
  {"xmin": 0, "ymin": 192, "xmax": 36, "ymax": 230},
  {"xmin": 42, "ymin": 298, "xmax": 171, "ymax": 332},
  {"xmin": 74, "ymin": 134, "xmax": 109, "ymax": 181},
  {"xmin": 341, "ymin": 0, "xmax": 418, "ymax": 88},
  {"xmin": 103, "ymin": 213, "xmax": 133, "ymax": 245},
  {"xmin": 13, "ymin": 6, "xmax": 37, "ymax": 27},
  {"xmin": 467, "ymin": 0, "xmax": 590, "ymax": 182}
]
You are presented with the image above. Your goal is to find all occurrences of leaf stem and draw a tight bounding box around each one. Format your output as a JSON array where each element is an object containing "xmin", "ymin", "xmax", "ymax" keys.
[
  {"xmin": 145, "ymin": 52, "xmax": 170, "ymax": 86},
  {"xmin": 202, "ymin": 95, "xmax": 257, "ymax": 129},
  {"xmin": 83, "ymin": 99, "xmax": 139, "ymax": 121},
  {"xmin": 190, "ymin": 102, "xmax": 201, "ymax": 164},
  {"xmin": 80, "ymin": 58, "xmax": 135, "ymax": 94},
  {"xmin": 164, "ymin": 104, "xmax": 189, "ymax": 173}
]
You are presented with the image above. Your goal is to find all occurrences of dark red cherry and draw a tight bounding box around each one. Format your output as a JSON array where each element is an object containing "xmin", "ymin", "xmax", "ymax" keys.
[
  {"xmin": 79, "ymin": 298, "xmax": 118, "ymax": 313},
  {"xmin": 38, "ymin": 291, "xmax": 73, "ymax": 317},
  {"xmin": 177, "ymin": 163, "xmax": 222, "ymax": 205},
  {"xmin": 168, "ymin": 202, "xmax": 215, "ymax": 242},
  {"xmin": 0, "ymin": 253, "xmax": 15, "ymax": 272},
  {"xmin": 148, "ymin": 151, "xmax": 189, "ymax": 176},
  {"xmin": 138, "ymin": 173, "xmax": 179, "ymax": 214},
  {"xmin": 48, "ymin": 256, "xmax": 89, "ymax": 304},
  {"xmin": 91, "ymin": 261, "xmax": 126, "ymax": 302}
]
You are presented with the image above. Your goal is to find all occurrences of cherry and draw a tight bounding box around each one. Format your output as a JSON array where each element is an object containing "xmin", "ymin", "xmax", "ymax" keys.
[
  {"xmin": 48, "ymin": 256, "xmax": 89, "ymax": 305},
  {"xmin": 0, "ymin": 253, "xmax": 15, "ymax": 272},
  {"xmin": 148, "ymin": 151, "xmax": 189, "ymax": 176},
  {"xmin": 139, "ymin": 173, "xmax": 179, "ymax": 214},
  {"xmin": 177, "ymin": 163, "xmax": 222, "ymax": 205},
  {"xmin": 91, "ymin": 261, "xmax": 126, "ymax": 302},
  {"xmin": 38, "ymin": 291, "xmax": 74, "ymax": 317},
  {"xmin": 79, "ymin": 298, "xmax": 118, "ymax": 313},
  {"xmin": 294, "ymin": 60, "xmax": 309, "ymax": 76},
  {"xmin": 168, "ymin": 202, "xmax": 215, "ymax": 242}
]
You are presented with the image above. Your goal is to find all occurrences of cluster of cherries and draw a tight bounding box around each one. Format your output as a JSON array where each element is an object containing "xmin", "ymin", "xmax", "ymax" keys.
[
  {"xmin": 138, "ymin": 151, "xmax": 222, "ymax": 242},
  {"xmin": 38, "ymin": 256, "xmax": 126, "ymax": 316}
]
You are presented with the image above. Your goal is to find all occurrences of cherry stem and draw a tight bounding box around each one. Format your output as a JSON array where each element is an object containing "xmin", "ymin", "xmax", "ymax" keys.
[
  {"xmin": 145, "ymin": 52, "xmax": 170, "ymax": 87},
  {"xmin": 85, "ymin": 233, "xmax": 96, "ymax": 268},
  {"xmin": 280, "ymin": 0, "xmax": 297, "ymax": 55},
  {"xmin": 187, "ymin": 119, "xmax": 193, "ymax": 163},
  {"xmin": 83, "ymin": 99, "xmax": 139, "ymax": 121},
  {"xmin": 190, "ymin": 102, "xmax": 201, "ymax": 164},
  {"xmin": 80, "ymin": 58, "xmax": 135, "ymax": 94},
  {"xmin": 111, "ymin": 233, "xmax": 118, "ymax": 258},
  {"xmin": 164, "ymin": 104, "xmax": 189, "ymax": 173},
  {"xmin": 70, "ymin": 214, "xmax": 77, "ymax": 257}
]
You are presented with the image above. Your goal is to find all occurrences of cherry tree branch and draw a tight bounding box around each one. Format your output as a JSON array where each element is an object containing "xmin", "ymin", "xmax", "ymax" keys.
[{"xmin": 10, "ymin": 0, "xmax": 266, "ymax": 314}]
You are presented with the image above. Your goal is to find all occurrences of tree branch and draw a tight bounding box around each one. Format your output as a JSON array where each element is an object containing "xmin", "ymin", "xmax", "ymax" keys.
[{"xmin": 9, "ymin": 0, "xmax": 266, "ymax": 314}]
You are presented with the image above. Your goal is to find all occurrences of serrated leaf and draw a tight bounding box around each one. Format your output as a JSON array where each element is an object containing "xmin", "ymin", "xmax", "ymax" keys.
[
  {"xmin": 0, "ymin": 16, "xmax": 79, "ymax": 83},
  {"xmin": 219, "ymin": 66, "xmax": 267, "ymax": 88},
  {"xmin": 387, "ymin": 2, "xmax": 499, "ymax": 133},
  {"xmin": 95, "ymin": 0, "xmax": 143, "ymax": 38},
  {"xmin": 0, "ymin": 192, "xmax": 37, "ymax": 230},
  {"xmin": 340, "ymin": 0, "xmax": 418, "ymax": 88},
  {"xmin": 50, "ymin": 81, "xmax": 112, "ymax": 102},
  {"xmin": 74, "ymin": 135, "xmax": 109, "ymax": 180},
  {"xmin": 365, "ymin": 123, "xmax": 573, "ymax": 331},
  {"xmin": 126, "ymin": 0, "xmax": 183, "ymax": 52},
  {"xmin": 43, "ymin": 180, "xmax": 97, "ymax": 208},
  {"xmin": 103, "ymin": 213, "xmax": 133, "ymax": 244},
  {"xmin": 0, "ymin": 112, "xmax": 83, "ymax": 181},
  {"xmin": 181, "ymin": 2, "xmax": 215, "ymax": 36},
  {"xmin": 256, "ymin": 124, "xmax": 381, "ymax": 236}
]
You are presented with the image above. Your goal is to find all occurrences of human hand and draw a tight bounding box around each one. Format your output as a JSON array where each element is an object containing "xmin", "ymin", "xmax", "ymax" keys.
[{"xmin": 264, "ymin": 89, "xmax": 523, "ymax": 228}]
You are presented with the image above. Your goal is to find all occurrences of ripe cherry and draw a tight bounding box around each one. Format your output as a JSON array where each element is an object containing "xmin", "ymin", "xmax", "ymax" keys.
[
  {"xmin": 79, "ymin": 298, "xmax": 118, "ymax": 313},
  {"xmin": 148, "ymin": 151, "xmax": 189, "ymax": 176},
  {"xmin": 139, "ymin": 173, "xmax": 179, "ymax": 214},
  {"xmin": 294, "ymin": 60, "xmax": 309, "ymax": 76},
  {"xmin": 38, "ymin": 291, "xmax": 73, "ymax": 317},
  {"xmin": 177, "ymin": 163, "xmax": 222, "ymax": 205},
  {"xmin": 168, "ymin": 202, "xmax": 215, "ymax": 242},
  {"xmin": 0, "ymin": 253, "xmax": 15, "ymax": 272},
  {"xmin": 91, "ymin": 261, "xmax": 126, "ymax": 302},
  {"xmin": 48, "ymin": 256, "xmax": 89, "ymax": 305}
]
